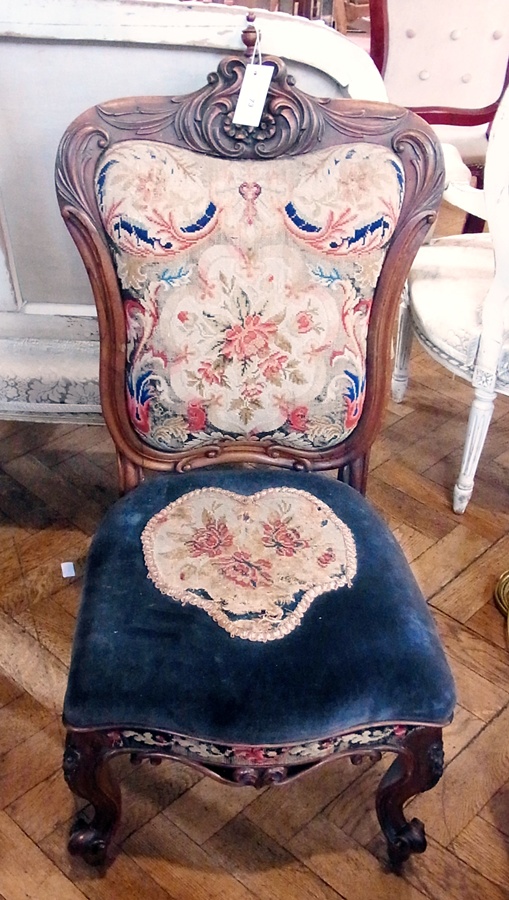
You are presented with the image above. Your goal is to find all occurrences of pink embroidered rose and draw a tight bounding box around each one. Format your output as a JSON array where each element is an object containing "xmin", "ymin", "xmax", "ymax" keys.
[
  {"xmin": 186, "ymin": 519, "xmax": 234, "ymax": 558},
  {"xmin": 258, "ymin": 351, "xmax": 288, "ymax": 380},
  {"xmin": 241, "ymin": 380, "xmax": 264, "ymax": 400},
  {"xmin": 197, "ymin": 361, "xmax": 225, "ymax": 386},
  {"xmin": 215, "ymin": 551, "xmax": 273, "ymax": 588},
  {"xmin": 287, "ymin": 406, "xmax": 308, "ymax": 432},
  {"xmin": 177, "ymin": 310, "xmax": 189, "ymax": 324},
  {"xmin": 236, "ymin": 747, "xmax": 269, "ymax": 764},
  {"xmin": 393, "ymin": 725, "xmax": 408, "ymax": 737},
  {"xmin": 296, "ymin": 311, "xmax": 314, "ymax": 333},
  {"xmin": 187, "ymin": 400, "xmax": 207, "ymax": 431},
  {"xmin": 107, "ymin": 731, "xmax": 123, "ymax": 748},
  {"xmin": 317, "ymin": 548, "xmax": 336, "ymax": 567},
  {"xmin": 262, "ymin": 519, "xmax": 309, "ymax": 557},
  {"xmin": 222, "ymin": 315, "xmax": 277, "ymax": 361}
]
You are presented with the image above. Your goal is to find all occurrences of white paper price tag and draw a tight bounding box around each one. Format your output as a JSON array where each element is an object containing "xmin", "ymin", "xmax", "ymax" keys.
[{"xmin": 232, "ymin": 64, "xmax": 275, "ymax": 128}]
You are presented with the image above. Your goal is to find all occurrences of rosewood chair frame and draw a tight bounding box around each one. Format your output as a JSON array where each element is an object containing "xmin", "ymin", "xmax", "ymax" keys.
[{"xmin": 55, "ymin": 43, "xmax": 447, "ymax": 870}]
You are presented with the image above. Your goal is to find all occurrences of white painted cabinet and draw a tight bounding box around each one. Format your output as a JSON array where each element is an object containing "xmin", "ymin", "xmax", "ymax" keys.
[{"xmin": 0, "ymin": 0, "xmax": 385, "ymax": 421}]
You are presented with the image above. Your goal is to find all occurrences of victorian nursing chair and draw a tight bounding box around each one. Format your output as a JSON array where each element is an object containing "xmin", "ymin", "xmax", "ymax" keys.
[
  {"xmin": 391, "ymin": 85, "xmax": 509, "ymax": 514},
  {"xmin": 369, "ymin": 0, "xmax": 509, "ymax": 232},
  {"xmin": 55, "ymin": 39, "xmax": 455, "ymax": 871}
]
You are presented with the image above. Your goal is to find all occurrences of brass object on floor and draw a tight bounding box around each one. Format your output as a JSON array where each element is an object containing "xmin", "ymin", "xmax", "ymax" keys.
[{"xmin": 494, "ymin": 570, "xmax": 509, "ymax": 618}]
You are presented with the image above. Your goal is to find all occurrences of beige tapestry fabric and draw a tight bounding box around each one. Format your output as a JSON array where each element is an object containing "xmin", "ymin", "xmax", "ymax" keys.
[
  {"xmin": 96, "ymin": 141, "xmax": 405, "ymax": 451},
  {"xmin": 141, "ymin": 486, "xmax": 357, "ymax": 642}
]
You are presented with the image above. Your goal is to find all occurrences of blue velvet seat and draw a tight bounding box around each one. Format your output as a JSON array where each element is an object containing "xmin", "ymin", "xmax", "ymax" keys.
[
  {"xmin": 55, "ymin": 38, "xmax": 454, "ymax": 872},
  {"xmin": 65, "ymin": 467, "xmax": 454, "ymax": 752}
]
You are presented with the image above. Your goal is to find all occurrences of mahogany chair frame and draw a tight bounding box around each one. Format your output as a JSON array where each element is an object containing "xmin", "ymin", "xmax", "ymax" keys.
[{"xmin": 55, "ymin": 46, "xmax": 447, "ymax": 870}]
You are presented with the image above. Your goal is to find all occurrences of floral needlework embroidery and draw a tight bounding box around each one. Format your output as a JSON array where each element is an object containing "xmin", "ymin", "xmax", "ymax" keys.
[
  {"xmin": 95, "ymin": 141, "xmax": 405, "ymax": 451},
  {"xmin": 106, "ymin": 723, "xmax": 413, "ymax": 767},
  {"xmin": 141, "ymin": 486, "xmax": 357, "ymax": 642}
]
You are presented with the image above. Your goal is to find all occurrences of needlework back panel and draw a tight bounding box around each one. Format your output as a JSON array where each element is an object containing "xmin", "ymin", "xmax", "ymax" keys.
[{"xmin": 95, "ymin": 141, "xmax": 405, "ymax": 452}]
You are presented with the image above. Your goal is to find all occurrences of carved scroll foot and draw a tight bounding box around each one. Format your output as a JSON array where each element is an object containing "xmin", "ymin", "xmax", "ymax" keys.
[
  {"xmin": 63, "ymin": 730, "xmax": 121, "ymax": 867},
  {"xmin": 386, "ymin": 817, "xmax": 426, "ymax": 869},
  {"xmin": 68, "ymin": 815, "xmax": 109, "ymax": 867},
  {"xmin": 376, "ymin": 725, "xmax": 443, "ymax": 870}
]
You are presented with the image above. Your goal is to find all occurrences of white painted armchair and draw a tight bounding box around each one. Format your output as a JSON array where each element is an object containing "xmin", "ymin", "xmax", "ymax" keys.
[{"xmin": 391, "ymin": 85, "xmax": 509, "ymax": 514}]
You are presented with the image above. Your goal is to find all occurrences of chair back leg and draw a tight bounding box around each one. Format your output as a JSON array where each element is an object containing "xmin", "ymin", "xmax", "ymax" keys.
[
  {"xmin": 453, "ymin": 385, "xmax": 496, "ymax": 513},
  {"xmin": 391, "ymin": 286, "xmax": 413, "ymax": 403}
]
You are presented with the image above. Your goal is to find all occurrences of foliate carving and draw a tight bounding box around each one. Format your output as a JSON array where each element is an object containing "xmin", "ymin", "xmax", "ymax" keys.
[
  {"xmin": 62, "ymin": 744, "xmax": 81, "ymax": 786},
  {"xmin": 91, "ymin": 55, "xmax": 412, "ymax": 162},
  {"xmin": 232, "ymin": 766, "xmax": 288, "ymax": 787},
  {"xmin": 392, "ymin": 129, "xmax": 445, "ymax": 219},
  {"xmin": 426, "ymin": 738, "xmax": 445, "ymax": 790},
  {"xmin": 56, "ymin": 125, "xmax": 111, "ymax": 216},
  {"xmin": 97, "ymin": 56, "xmax": 327, "ymax": 159}
]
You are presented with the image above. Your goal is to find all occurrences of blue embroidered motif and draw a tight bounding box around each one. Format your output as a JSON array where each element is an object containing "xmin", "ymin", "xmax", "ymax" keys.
[
  {"xmin": 284, "ymin": 201, "xmax": 321, "ymax": 233},
  {"xmin": 181, "ymin": 201, "xmax": 217, "ymax": 233}
]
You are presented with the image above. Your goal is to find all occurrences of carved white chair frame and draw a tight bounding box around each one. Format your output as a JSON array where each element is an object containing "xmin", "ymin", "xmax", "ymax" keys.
[{"xmin": 392, "ymin": 85, "xmax": 509, "ymax": 513}]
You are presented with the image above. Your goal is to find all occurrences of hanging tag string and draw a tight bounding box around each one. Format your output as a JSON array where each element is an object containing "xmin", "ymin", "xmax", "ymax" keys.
[{"xmin": 250, "ymin": 23, "xmax": 262, "ymax": 67}]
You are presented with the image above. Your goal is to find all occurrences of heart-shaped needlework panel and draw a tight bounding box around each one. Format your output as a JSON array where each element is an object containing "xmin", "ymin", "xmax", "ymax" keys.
[{"xmin": 141, "ymin": 486, "xmax": 357, "ymax": 642}]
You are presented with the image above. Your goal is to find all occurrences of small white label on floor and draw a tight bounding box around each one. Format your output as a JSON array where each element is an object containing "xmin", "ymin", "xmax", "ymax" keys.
[{"xmin": 61, "ymin": 561, "xmax": 76, "ymax": 578}]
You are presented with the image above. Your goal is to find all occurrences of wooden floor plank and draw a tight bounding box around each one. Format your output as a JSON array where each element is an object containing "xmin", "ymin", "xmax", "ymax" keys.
[
  {"xmin": 0, "ymin": 720, "xmax": 63, "ymax": 810},
  {"xmin": 406, "ymin": 706, "xmax": 509, "ymax": 846},
  {"xmin": 410, "ymin": 525, "xmax": 491, "ymax": 601},
  {"xmin": 368, "ymin": 833, "xmax": 509, "ymax": 900},
  {"xmin": 242, "ymin": 756, "xmax": 363, "ymax": 845},
  {"xmin": 0, "ymin": 610, "xmax": 67, "ymax": 713},
  {"xmin": 204, "ymin": 814, "xmax": 346, "ymax": 900},
  {"xmin": 431, "ymin": 535, "xmax": 509, "ymax": 623},
  {"xmin": 123, "ymin": 815, "xmax": 260, "ymax": 900},
  {"xmin": 0, "ymin": 810, "xmax": 87, "ymax": 900},
  {"xmin": 287, "ymin": 814, "xmax": 427, "ymax": 900},
  {"xmin": 41, "ymin": 822, "xmax": 178, "ymax": 900},
  {"xmin": 163, "ymin": 777, "xmax": 260, "ymax": 846},
  {"xmin": 451, "ymin": 816, "xmax": 509, "ymax": 892},
  {"xmin": 2, "ymin": 455, "xmax": 103, "ymax": 536}
]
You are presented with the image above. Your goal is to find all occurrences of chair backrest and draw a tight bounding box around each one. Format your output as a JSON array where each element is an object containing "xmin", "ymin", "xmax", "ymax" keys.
[
  {"xmin": 55, "ymin": 51, "xmax": 444, "ymax": 493},
  {"xmin": 370, "ymin": 0, "xmax": 509, "ymax": 127}
]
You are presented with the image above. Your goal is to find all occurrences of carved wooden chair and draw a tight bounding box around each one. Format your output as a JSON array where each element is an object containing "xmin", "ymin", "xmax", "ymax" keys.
[{"xmin": 55, "ymin": 42, "xmax": 455, "ymax": 871}]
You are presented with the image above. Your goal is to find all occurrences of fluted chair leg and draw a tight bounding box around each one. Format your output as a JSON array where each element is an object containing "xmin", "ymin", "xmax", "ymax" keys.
[
  {"xmin": 391, "ymin": 287, "xmax": 413, "ymax": 403},
  {"xmin": 453, "ymin": 385, "xmax": 496, "ymax": 513}
]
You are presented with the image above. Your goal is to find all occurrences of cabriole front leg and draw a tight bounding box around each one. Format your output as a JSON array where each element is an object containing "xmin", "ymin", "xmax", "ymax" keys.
[
  {"xmin": 376, "ymin": 725, "xmax": 444, "ymax": 870},
  {"xmin": 63, "ymin": 730, "xmax": 121, "ymax": 866}
]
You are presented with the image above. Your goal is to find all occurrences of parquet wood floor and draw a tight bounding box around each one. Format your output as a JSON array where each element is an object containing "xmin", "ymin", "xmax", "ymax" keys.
[{"xmin": 1, "ymin": 204, "xmax": 509, "ymax": 899}]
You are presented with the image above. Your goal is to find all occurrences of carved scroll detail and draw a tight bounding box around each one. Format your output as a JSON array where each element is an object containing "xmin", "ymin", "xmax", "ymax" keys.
[
  {"xmin": 56, "ymin": 125, "xmax": 111, "ymax": 217},
  {"xmin": 393, "ymin": 129, "xmax": 445, "ymax": 220},
  {"xmin": 92, "ymin": 55, "xmax": 410, "ymax": 160}
]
